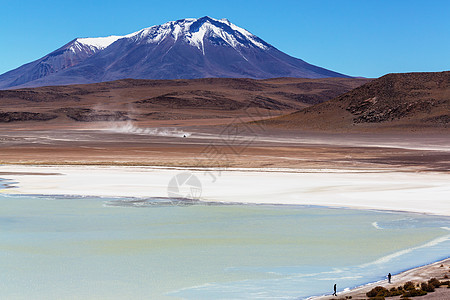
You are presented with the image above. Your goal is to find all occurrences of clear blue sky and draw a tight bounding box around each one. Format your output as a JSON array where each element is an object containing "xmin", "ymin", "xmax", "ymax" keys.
[{"xmin": 1, "ymin": 0, "xmax": 449, "ymax": 78}]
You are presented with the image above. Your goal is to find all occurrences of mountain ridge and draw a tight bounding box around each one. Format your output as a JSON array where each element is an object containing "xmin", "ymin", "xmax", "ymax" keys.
[{"xmin": 0, "ymin": 77, "xmax": 369, "ymax": 124}]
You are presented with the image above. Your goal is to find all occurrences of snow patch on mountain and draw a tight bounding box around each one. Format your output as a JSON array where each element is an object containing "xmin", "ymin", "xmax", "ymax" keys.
[
  {"xmin": 76, "ymin": 36, "xmax": 124, "ymax": 50},
  {"xmin": 227, "ymin": 22, "xmax": 268, "ymax": 50},
  {"xmin": 120, "ymin": 17, "xmax": 269, "ymax": 53}
]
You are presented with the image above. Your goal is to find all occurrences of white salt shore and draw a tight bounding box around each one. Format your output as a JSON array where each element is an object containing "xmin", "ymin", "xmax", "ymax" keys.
[{"xmin": 1, "ymin": 165, "xmax": 449, "ymax": 216}]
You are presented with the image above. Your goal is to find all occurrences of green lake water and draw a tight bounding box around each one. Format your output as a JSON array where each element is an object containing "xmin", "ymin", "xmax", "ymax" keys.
[{"xmin": 0, "ymin": 194, "xmax": 449, "ymax": 299}]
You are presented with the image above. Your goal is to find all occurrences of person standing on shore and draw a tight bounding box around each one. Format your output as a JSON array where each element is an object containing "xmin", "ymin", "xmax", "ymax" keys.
[
  {"xmin": 333, "ymin": 283, "xmax": 337, "ymax": 296},
  {"xmin": 388, "ymin": 273, "xmax": 392, "ymax": 283}
]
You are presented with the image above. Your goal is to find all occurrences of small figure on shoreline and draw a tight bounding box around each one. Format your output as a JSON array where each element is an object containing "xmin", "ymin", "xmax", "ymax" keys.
[
  {"xmin": 333, "ymin": 283, "xmax": 337, "ymax": 296},
  {"xmin": 388, "ymin": 272, "xmax": 392, "ymax": 283}
]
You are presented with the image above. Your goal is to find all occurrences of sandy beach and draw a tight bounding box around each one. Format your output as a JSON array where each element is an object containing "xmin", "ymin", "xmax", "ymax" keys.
[{"xmin": 312, "ymin": 258, "xmax": 450, "ymax": 300}]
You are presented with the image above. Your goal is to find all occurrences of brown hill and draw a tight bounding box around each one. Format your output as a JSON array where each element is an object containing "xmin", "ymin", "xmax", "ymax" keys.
[
  {"xmin": 0, "ymin": 77, "xmax": 368, "ymax": 126},
  {"xmin": 260, "ymin": 71, "xmax": 449, "ymax": 132}
]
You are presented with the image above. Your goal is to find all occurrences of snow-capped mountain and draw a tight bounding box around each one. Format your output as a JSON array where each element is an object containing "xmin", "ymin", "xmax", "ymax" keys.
[{"xmin": 0, "ymin": 16, "xmax": 350, "ymax": 89}]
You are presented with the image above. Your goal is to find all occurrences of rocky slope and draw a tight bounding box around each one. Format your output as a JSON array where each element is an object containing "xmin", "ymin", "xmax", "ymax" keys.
[{"xmin": 259, "ymin": 71, "xmax": 449, "ymax": 131}]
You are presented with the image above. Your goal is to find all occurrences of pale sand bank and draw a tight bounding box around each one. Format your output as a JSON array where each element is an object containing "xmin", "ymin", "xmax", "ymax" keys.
[{"xmin": 0, "ymin": 165, "xmax": 449, "ymax": 216}]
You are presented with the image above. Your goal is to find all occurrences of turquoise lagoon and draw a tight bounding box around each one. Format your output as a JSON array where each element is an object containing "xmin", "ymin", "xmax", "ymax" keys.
[{"xmin": 0, "ymin": 193, "xmax": 449, "ymax": 299}]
